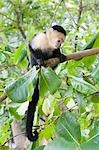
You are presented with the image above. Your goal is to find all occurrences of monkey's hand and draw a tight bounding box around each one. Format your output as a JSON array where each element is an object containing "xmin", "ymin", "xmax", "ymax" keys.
[
  {"xmin": 37, "ymin": 59, "xmax": 44, "ymax": 67},
  {"xmin": 44, "ymin": 58, "xmax": 60, "ymax": 68},
  {"xmin": 60, "ymin": 54, "xmax": 67, "ymax": 63}
]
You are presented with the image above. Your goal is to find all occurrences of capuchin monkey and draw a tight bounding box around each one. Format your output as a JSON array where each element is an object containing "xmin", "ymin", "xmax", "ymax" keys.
[{"xmin": 26, "ymin": 25, "xmax": 66, "ymax": 142}]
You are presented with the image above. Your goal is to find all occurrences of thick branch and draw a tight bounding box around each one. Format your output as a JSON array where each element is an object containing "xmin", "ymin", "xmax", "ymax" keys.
[
  {"xmin": 0, "ymin": 47, "xmax": 99, "ymax": 102},
  {"xmin": 44, "ymin": 47, "xmax": 99, "ymax": 67},
  {"xmin": 66, "ymin": 47, "xmax": 99, "ymax": 60}
]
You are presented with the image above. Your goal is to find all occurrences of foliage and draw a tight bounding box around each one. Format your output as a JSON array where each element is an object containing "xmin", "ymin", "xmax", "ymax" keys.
[
  {"xmin": 5, "ymin": 67, "xmax": 38, "ymax": 103},
  {"xmin": 0, "ymin": 0, "xmax": 99, "ymax": 149},
  {"xmin": 43, "ymin": 112, "xmax": 99, "ymax": 150}
]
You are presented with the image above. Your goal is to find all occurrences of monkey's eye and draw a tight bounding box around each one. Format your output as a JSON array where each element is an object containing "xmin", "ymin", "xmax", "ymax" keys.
[{"xmin": 57, "ymin": 40, "xmax": 61, "ymax": 43}]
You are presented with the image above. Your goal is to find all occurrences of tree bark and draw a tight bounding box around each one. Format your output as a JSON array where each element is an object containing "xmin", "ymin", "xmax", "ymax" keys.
[
  {"xmin": 11, "ymin": 120, "xmax": 29, "ymax": 150},
  {"xmin": 66, "ymin": 47, "xmax": 99, "ymax": 60}
]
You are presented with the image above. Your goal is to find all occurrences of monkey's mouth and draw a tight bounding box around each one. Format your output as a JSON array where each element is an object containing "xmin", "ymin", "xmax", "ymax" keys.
[{"xmin": 55, "ymin": 43, "xmax": 61, "ymax": 48}]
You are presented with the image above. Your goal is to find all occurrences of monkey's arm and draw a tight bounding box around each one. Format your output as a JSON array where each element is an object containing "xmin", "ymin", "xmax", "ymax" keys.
[
  {"xmin": 53, "ymin": 48, "xmax": 66, "ymax": 62},
  {"xmin": 43, "ymin": 49, "xmax": 66, "ymax": 68}
]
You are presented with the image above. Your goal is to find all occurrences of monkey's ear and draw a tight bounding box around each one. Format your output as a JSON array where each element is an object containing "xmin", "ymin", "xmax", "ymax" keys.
[{"xmin": 47, "ymin": 27, "xmax": 53, "ymax": 34}]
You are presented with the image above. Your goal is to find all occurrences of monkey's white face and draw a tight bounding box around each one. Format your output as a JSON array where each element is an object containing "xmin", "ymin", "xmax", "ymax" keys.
[{"xmin": 47, "ymin": 28, "xmax": 66, "ymax": 49}]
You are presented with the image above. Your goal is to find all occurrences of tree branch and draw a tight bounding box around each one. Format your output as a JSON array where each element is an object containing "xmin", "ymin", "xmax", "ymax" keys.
[
  {"xmin": 63, "ymin": 1, "xmax": 77, "ymax": 27},
  {"xmin": 74, "ymin": 0, "xmax": 83, "ymax": 51},
  {"xmin": 0, "ymin": 93, "xmax": 7, "ymax": 102},
  {"xmin": 0, "ymin": 12, "xmax": 16, "ymax": 22},
  {"xmin": 0, "ymin": 47, "xmax": 99, "ymax": 102},
  {"xmin": 66, "ymin": 47, "xmax": 99, "ymax": 60},
  {"xmin": 44, "ymin": 47, "xmax": 99, "ymax": 67},
  {"xmin": 77, "ymin": 0, "xmax": 83, "ymax": 30},
  {"xmin": 9, "ymin": 0, "xmax": 26, "ymax": 39},
  {"xmin": 16, "ymin": 9, "xmax": 26, "ymax": 39}
]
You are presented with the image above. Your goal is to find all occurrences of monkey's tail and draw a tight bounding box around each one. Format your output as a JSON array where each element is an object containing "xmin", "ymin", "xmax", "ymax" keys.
[{"xmin": 26, "ymin": 80, "xmax": 39, "ymax": 141}]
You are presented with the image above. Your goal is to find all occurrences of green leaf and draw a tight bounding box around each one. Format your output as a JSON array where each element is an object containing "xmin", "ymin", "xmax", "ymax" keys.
[
  {"xmin": 0, "ymin": 131, "xmax": 11, "ymax": 145},
  {"xmin": 17, "ymin": 57, "xmax": 28, "ymax": 69},
  {"xmin": 44, "ymin": 137, "xmax": 78, "ymax": 150},
  {"xmin": 71, "ymin": 76, "xmax": 97, "ymax": 95},
  {"xmin": 42, "ymin": 95, "xmax": 54, "ymax": 115},
  {"xmin": 75, "ymin": 92, "xmax": 86, "ymax": 113},
  {"xmin": 17, "ymin": 101, "xmax": 29, "ymax": 115},
  {"xmin": 14, "ymin": 43, "xmax": 27, "ymax": 64},
  {"xmin": 0, "ymin": 146, "xmax": 10, "ymax": 150},
  {"xmin": 5, "ymin": 67, "xmax": 38, "ymax": 103},
  {"xmin": 92, "ymin": 65, "xmax": 99, "ymax": 82},
  {"xmin": 34, "ymin": 146, "xmax": 44, "ymax": 150},
  {"xmin": 56, "ymin": 112, "xmax": 81, "ymax": 143},
  {"xmin": 0, "ymin": 123, "xmax": 9, "ymax": 135},
  {"xmin": 40, "ymin": 67, "xmax": 61, "ymax": 97},
  {"xmin": 90, "ymin": 92, "xmax": 99, "ymax": 103},
  {"xmin": 0, "ymin": 52, "xmax": 6, "ymax": 63},
  {"xmin": 40, "ymin": 124, "xmax": 55, "ymax": 141},
  {"xmin": 81, "ymin": 32, "xmax": 99, "ymax": 50},
  {"xmin": 94, "ymin": 121, "xmax": 99, "ymax": 134},
  {"xmin": 81, "ymin": 134, "xmax": 99, "ymax": 150},
  {"xmin": 90, "ymin": 120, "xmax": 99, "ymax": 136},
  {"xmin": 93, "ymin": 33, "xmax": 99, "ymax": 48},
  {"xmin": 5, "ymin": 46, "xmax": 11, "ymax": 52},
  {"xmin": 94, "ymin": 103, "xmax": 99, "ymax": 114},
  {"xmin": 82, "ymin": 55, "xmax": 96, "ymax": 68},
  {"xmin": 67, "ymin": 60, "xmax": 81, "ymax": 75},
  {"xmin": 9, "ymin": 107, "xmax": 23, "ymax": 120},
  {"xmin": 0, "ymin": 118, "xmax": 12, "ymax": 145}
]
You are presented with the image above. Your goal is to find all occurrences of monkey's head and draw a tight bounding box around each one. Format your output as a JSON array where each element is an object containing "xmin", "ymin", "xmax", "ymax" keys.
[{"xmin": 47, "ymin": 25, "xmax": 66, "ymax": 49}]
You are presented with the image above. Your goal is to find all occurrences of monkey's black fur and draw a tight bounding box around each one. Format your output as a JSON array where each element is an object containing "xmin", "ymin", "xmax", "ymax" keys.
[{"xmin": 52, "ymin": 25, "xmax": 66, "ymax": 36}]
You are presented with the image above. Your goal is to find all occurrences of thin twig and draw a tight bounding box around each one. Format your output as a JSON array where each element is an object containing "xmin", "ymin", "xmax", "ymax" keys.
[
  {"xmin": 1, "ymin": 132, "xmax": 25, "ymax": 147},
  {"xmin": 15, "ymin": 9, "xmax": 26, "ymax": 39},
  {"xmin": 50, "ymin": 0, "xmax": 63, "ymax": 27},
  {"xmin": 9, "ymin": 0, "xmax": 26, "ymax": 39},
  {"xmin": 74, "ymin": 0, "xmax": 83, "ymax": 52},
  {"xmin": 77, "ymin": 0, "xmax": 83, "ymax": 30},
  {"xmin": 0, "ymin": 93, "xmax": 7, "ymax": 102},
  {"xmin": 0, "ymin": 12, "xmax": 16, "ymax": 22},
  {"xmin": 65, "ymin": 103, "xmax": 78, "ymax": 112},
  {"xmin": 63, "ymin": 1, "xmax": 77, "ymax": 27}
]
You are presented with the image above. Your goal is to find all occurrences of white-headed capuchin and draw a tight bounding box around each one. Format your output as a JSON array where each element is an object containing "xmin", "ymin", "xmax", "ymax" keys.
[{"xmin": 26, "ymin": 25, "xmax": 66, "ymax": 142}]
